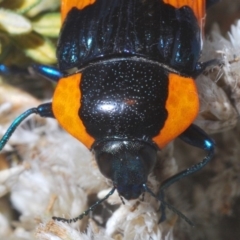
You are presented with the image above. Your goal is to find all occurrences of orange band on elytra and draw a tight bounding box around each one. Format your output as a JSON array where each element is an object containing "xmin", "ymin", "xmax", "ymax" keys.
[
  {"xmin": 163, "ymin": 0, "xmax": 206, "ymax": 28},
  {"xmin": 61, "ymin": 0, "xmax": 96, "ymax": 21},
  {"xmin": 52, "ymin": 74, "xmax": 95, "ymax": 149},
  {"xmin": 153, "ymin": 73, "xmax": 199, "ymax": 148}
]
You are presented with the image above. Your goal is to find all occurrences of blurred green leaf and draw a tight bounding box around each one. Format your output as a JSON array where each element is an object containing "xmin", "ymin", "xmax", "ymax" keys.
[
  {"xmin": 0, "ymin": 0, "xmax": 41, "ymax": 14},
  {"xmin": 0, "ymin": 0, "xmax": 60, "ymax": 65},
  {"xmin": 12, "ymin": 32, "xmax": 57, "ymax": 64},
  {"xmin": 32, "ymin": 12, "xmax": 60, "ymax": 37},
  {"xmin": 26, "ymin": 0, "xmax": 60, "ymax": 17},
  {"xmin": 0, "ymin": 8, "xmax": 32, "ymax": 34}
]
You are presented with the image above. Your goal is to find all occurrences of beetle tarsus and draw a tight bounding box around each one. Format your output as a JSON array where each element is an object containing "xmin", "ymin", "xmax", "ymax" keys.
[
  {"xmin": 159, "ymin": 124, "xmax": 214, "ymax": 192},
  {"xmin": 156, "ymin": 124, "xmax": 214, "ymax": 224},
  {"xmin": 193, "ymin": 59, "xmax": 224, "ymax": 78},
  {"xmin": 143, "ymin": 184, "xmax": 194, "ymax": 226}
]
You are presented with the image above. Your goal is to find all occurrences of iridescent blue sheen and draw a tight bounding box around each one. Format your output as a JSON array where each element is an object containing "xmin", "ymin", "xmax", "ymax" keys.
[
  {"xmin": 0, "ymin": 108, "xmax": 37, "ymax": 150},
  {"xmin": 32, "ymin": 65, "xmax": 62, "ymax": 82},
  {"xmin": 0, "ymin": 64, "xmax": 10, "ymax": 75},
  {"xmin": 0, "ymin": 103, "xmax": 54, "ymax": 150}
]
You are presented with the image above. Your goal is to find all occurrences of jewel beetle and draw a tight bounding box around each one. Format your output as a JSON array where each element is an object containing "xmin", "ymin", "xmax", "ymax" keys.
[{"xmin": 0, "ymin": 0, "xmax": 220, "ymax": 225}]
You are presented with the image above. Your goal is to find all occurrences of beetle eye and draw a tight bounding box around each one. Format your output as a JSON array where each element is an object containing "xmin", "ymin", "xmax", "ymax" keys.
[{"xmin": 94, "ymin": 151, "xmax": 113, "ymax": 179}]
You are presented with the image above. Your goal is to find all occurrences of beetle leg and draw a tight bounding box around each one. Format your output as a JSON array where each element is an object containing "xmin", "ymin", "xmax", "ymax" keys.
[
  {"xmin": 0, "ymin": 64, "xmax": 10, "ymax": 75},
  {"xmin": 0, "ymin": 102, "xmax": 54, "ymax": 151},
  {"xmin": 158, "ymin": 191, "xmax": 167, "ymax": 223},
  {"xmin": 158, "ymin": 124, "xmax": 214, "ymax": 220},
  {"xmin": 143, "ymin": 184, "xmax": 194, "ymax": 226},
  {"xmin": 36, "ymin": 102, "xmax": 55, "ymax": 118},
  {"xmin": 0, "ymin": 64, "xmax": 30, "ymax": 76},
  {"xmin": 31, "ymin": 65, "xmax": 62, "ymax": 82},
  {"xmin": 0, "ymin": 64, "xmax": 62, "ymax": 82},
  {"xmin": 159, "ymin": 124, "xmax": 214, "ymax": 192},
  {"xmin": 206, "ymin": 0, "xmax": 220, "ymax": 9},
  {"xmin": 193, "ymin": 59, "xmax": 223, "ymax": 78}
]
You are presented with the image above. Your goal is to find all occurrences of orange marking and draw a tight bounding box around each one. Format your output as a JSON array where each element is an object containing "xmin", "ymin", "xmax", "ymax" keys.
[
  {"xmin": 163, "ymin": 0, "xmax": 206, "ymax": 30},
  {"xmin": 52, "ymin": 74, "xmax": 95, "ymax": 149},
  {"xmin": 61, "ymin": 0, "xmax": 96, "ymax": 21},
  {"xmin": 153, "ymin": 73, "xmax": 199, "ymax": 148}
]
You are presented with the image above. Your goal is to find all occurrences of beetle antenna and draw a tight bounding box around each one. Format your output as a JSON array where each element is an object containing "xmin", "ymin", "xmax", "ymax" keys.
[
  {"xmin": 141, "ymin": 192, "xmax": 145, "ymax": 201},
  {"xmin": 142, "ymin": 184, "xmax": 194, "ymax": 227},
  {"xmin": 52, "ymin": 187, "xmax": 116, "ymax": 223},
  {"xmin": 119, "ymin": 195, "xmax": 125, "ymax": 205},
  {"xmin": 0, "ymin": 108, "xmax": 38, "ymax": 151}
]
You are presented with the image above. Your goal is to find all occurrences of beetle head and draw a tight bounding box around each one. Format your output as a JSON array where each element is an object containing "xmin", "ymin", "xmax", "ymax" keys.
[{"xmin": 93, "ymin": 140, "xmax": 157, "ymax": 200}]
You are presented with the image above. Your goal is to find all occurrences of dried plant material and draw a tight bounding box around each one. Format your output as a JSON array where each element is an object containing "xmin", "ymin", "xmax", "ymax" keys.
[
  {"xmin": 195, "ymin": 74, "xmax": 238, "ymax": 133},
  {"xmin": 32, "ymin": 13, "xmax": 61, "ymax": 37},
  {"xmin": 1, "ymin": 0, "xmax": 41, "ymax": 15},
  {"xmin": 195, "ymin": 20, "xmax": 240, "ymax": 133},
  {"xmin": 0, "ymin": 0, "xmax": 59, "ymax": 17},
  {"xmin": 0, "ymin": 0, "xmax": 59, "ymax": 65},
  {"xmin": 0, "ymin": 82, "xmax": 39, "ymax": 111},
  {"xmin": 12, "ymin": 32, "xmax": 56, "ymax": 64},
  {"xmin": 36, "ymin": 220, "xmax": 114, "ymax": 240},
  {"xmin": 0, "ymin": 8, "xmax": 32, "ymax": 34},
  {"xmin": 0, "ymin": 213, "xmax": 12, "ymax": 238},
  {"xmin": 0, "ymin": 165, "xmax": 26, "ymax": 197},
  {"xmin": 25, "ymin": 0, "xmax": 60, "ymax": 17}
]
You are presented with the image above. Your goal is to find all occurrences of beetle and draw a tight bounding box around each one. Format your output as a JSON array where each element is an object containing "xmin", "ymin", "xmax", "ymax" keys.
[{"xmin": 0, "ymin": 0, "xmax": 220, "ymax": 225}]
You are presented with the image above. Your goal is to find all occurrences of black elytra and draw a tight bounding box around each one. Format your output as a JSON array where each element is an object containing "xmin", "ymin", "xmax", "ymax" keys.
[{"xmin": 58, "ymin": 0, "xmax": 201, "ymax": 76}]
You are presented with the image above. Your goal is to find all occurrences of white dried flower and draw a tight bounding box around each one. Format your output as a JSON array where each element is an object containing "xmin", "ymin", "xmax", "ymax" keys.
[{"xmin": 195, "ymin": 20, "xmax": 240, "ymax": 133}]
